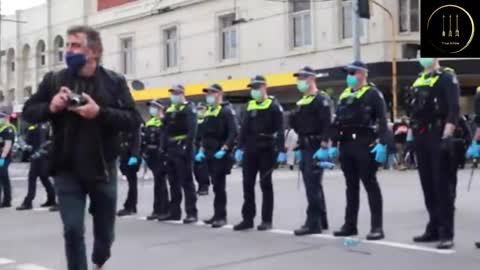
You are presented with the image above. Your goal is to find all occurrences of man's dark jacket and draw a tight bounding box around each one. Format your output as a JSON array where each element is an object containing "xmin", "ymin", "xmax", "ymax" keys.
[{"xmin": 22, "ymin": 67, "xmax": 142, "ymax": 181}]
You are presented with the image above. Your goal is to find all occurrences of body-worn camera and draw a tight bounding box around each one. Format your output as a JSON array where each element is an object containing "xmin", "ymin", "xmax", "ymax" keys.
[{"xmin": 67, "ymin": 93, "xmax": 87, "ymax": 107}]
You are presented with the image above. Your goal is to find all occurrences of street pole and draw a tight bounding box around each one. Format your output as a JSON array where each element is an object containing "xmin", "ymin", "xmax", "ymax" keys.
[
  {"xmin": 352, "ymin": 0, "xmax": 361, "ymax": 61},
  {"xmin": 370, "ymin": 0, "xmax": 398, "ymax": 120}
]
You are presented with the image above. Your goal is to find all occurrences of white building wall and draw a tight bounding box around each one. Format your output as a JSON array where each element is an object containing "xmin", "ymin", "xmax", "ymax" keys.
[{"xmin": 0, "ymin": 0, "xmax": 419, "ymax": 110}]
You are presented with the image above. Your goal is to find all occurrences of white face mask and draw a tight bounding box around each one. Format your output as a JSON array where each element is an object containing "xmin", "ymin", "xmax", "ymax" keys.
[
  {"xmin": 0, "ymin": 118, "xmax": 6, "ymax": 125},
  {"xmin": 149, "ymin": 107, "xmax": 158, "ymax": 117}
]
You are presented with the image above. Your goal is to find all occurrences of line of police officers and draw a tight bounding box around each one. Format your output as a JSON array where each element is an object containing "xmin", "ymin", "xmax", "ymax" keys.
[{"xmin": 8, "ymin": 58, "xmax": 478, "ymax": 250}]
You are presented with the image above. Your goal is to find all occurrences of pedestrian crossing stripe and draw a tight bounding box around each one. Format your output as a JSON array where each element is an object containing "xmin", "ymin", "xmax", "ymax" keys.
[{"xmin": 16, "ymin": 264, "xmax": 54, "ymax": 270}]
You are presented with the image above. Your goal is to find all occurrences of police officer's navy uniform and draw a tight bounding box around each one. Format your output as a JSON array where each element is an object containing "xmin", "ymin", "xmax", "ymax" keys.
[
  {"xmin": 0, "ymin": 118, "xmax": 15, "ymax": 207},
  {"xmin": 199, "ymin": 84, "xmax": 238, "ymax": 227},
  {"xmin": 332, "ymin": 62, "xmax": 390, "ymax": 240},
  {"xmin": 408, "ymin": 66, "xmax": 460, "ymax": 249},
  {"xmin": 117, "ymin": 127, "xmax": 142, "ymax": 215},
  {"xmin": 193, "ymin": 110, "xmax": 211, "ymax": 195},
  {"xmin": 163, "ymin": 87, "xmax": 198, "ymax": 223},
  {"xmin": 290, "ymin": 85, "xmax": 332, "ymax": 234},
  {"xmin": 142, "ymin": 113, "xmax": 170, "ymax": 220},
  {"xmin": 234, "ymin": 76, "xmax": 285, "ymax": 231},
  {"xmin": 17, "ymin": 123, "xmax": 56, "ymax": 210}
]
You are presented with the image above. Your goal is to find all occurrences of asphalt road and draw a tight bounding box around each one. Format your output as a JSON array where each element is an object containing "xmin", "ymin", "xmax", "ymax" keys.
[{"xmin": 1, "ymin": 163, "xmax": 479, "ymax": 270}]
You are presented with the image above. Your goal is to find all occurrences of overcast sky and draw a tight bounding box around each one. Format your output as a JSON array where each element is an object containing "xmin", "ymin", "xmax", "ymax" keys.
[{"xmin": 2, "ymin": 0, "xmax": 46, "ymax": 15}]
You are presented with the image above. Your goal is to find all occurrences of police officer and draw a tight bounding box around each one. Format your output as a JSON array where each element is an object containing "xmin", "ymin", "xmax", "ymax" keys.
[
  {"xmin": 162, "ymin": 84, "xmax": 198, "ymax": 224},
  {"xmin": 0, "ymin": 111, "xmax": 15, "ymax": 208},
  {"xmin": 195, "ymin": 83, "xmax": 238, "ymax": 228},
  {"xmin": 142, "ymin": 99, "xmax": 170, "ymax": 221},
  {"xmin": 193, "ymin": 103, "xmax": 211, "ymax": 196},
  {"xmin": 331, "ymin": 61, "xmax": 390, "ymax": 241},
  {"xmin": 408, "ymin": 58, "xmax": 459, "ymax": 249},
  {"xmin": 17, "ymin": 122, "xmax": 56, "ymax": 210},
  {"xmin": 289, "ymin": 67, "xmax": 331, "ymax": 236},
  {"xmin": 116, "ymin": 125, "xmax": 142, "ymax": 216},
  {"xmin": 234, "ymin": 75, "xmax": 287, "ymax": 231}
]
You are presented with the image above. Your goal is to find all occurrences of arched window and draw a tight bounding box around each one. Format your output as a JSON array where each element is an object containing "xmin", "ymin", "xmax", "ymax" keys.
[
  {"xmin": 54, "ymin": 35, "xmax": 64, "ymax": 64},
  {"xmin": 22, "ymin": 44, "xmax": 31, "ymax": 81},
  {"xmin": 36, "ymin": 40, "xmax": 46, "ymax": 68}
]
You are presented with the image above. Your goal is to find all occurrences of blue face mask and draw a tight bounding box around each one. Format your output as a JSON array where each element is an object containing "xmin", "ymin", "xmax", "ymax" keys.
[
  {"xmin": 206, "ymin": 95, "xmax": 216, "ymax": 106},
  {"xmin": 149, "ymin": 107, "xmax": 158, "ymax": 117},
  {"xmin": 297, "ymin": 80, "xmax": 309, "ymax": 93},
  {"xmin": 346, "ymin": 75, "xmax": 358, "ymax": 87},
  {"xmin": 419, "ymin": 58, "xmax": 435, "ymax": 68},
  {"xmin": 65, "ymin": 52, "xmax": 87, "ymax": 75},
  {"xmin": 170, "ymin": 95, "xmax": 181, "ymax": 104},
  {"xmin": 250, "ymin": 89, "xmax": 263, "ymax": 101}
]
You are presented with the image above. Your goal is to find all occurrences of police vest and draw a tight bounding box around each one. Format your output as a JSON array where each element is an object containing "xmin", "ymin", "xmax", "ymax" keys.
[
  {"xmin": 165, "ymin": 103, "xmax": 190, "ymax": 140},
  {"xmin": 0, "ymin": 123, "xmax": 16, "ymax": 149},
  {"xmin": 245, "ymin": 97, "xmax": 277, "ymax": 136},
  {"xmin": 291, "ymin": 92, "xmax": 329, "ymax": 136},
  {"xmin": 203, "ymin": 105, "xmax": 228, "ymax": 142},
  {"xmin": 143, "ymin": 117, "xmax": 162, "ymax": 146},
  {"xmin": 409, "ymin": 67, "xmax": 455, "ymax": 123},
  {"xmin": 336, "ymin": 85, "xmax": 373, "ymax": 128}
]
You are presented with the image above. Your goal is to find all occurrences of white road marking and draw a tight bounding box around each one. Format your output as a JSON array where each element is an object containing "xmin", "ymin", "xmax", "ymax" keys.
[
  {"xmin": 16, "ymin": 264, "xmax": 54, "ymax": 270},
  {"xmin": 32, "ymin": 208, "xmax": 49, "ymax": 212},
  {"xmin": 0, "ymin": 258, "xmax": 15, "ymax": 265}
]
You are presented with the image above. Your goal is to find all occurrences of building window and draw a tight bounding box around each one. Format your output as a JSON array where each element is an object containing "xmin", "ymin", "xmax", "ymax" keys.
[
  {"xmin": 341, "ymin": 0, "xmax": 364, "ymax": 39},
  {"xmin": 37, "ymin": 40, "xmax": 46, "ymax": 67},
  {"xmin": 120, "ymin": 37, "xmax": 134, "ymax": 75},
  {"xmin": 54, "ymin": 36, "xmax": 65, "ymax": 64},
  {"xmin": 290, "ymin": 0, "xmax": 312, "ymax": 48},
  {"xmin": 219, "ymin": 13, "xmax": 237, "ymax": 60},
  {"xmin": 399, "ymin": 0, "xmax": 419, "ymax": 33},
  {"xmin": 164, "ymin": 27, "xmax": 178, "ymax": 68}
]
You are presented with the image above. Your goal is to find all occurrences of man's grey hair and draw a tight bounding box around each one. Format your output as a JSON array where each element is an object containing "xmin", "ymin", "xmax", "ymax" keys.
[{"xmin": 67, "ymin": 25, "xmax": 103, "ymax": 60}]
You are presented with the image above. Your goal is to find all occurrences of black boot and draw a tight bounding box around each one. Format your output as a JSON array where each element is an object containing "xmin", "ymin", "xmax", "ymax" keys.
[
  {"xmin": 197, "ymin": 186, "xmax": 209, "ymax": 196},
  {"xmin": 117, "ymin": 208, "xmax": 137, "ymax": 217},
  {"xmin": 294, "ymin": 225, "xmax": 322, "ymax": 236},
  {"xmin": 366, "ymin": 228, "xmax": 385, "ymax": 241},
  {"xmin": 203, "ymin": 216, "xmax": 215, "ymax": 225},
  {"xmin": 183, "ymin": 215, "xmax": 198, "ymax": 224},
  {"xmin": 413, "ymin": 231, "xmax": 439, "ymax": 243},
  {"xmin": 16, "ymin": 203, "xmax": 33, "ymax": 211},
  {"xmin": 257, "ymin": 222, "xmax": 272, "ymax": 231},
  {"xmin": 475, "ymin": 242, "xmax": 480, "ymax": 249},
  {"xmin": 437, "ymin": 239, "xmax": 454, "ymax": 249},
  {"xmin": 146, "ymin": 213, "xmax": 162, "ymax": 221},
  {"xmin": 333, "ymin": 225, "xmax": 358, "ymax": 237},
  {"xmin": 233, "ymin": 220, "xmax": 254, "ymax": 231},
  {"xmin": 49, "ymin": 205, "xmax": 59, "ymax": 212},
  {"xmin": 212, "ymin": 219, "xmax": 227, "ymax": 228},
  {"xmin": 40, "ymin": 200, "xmax": 56, "ymax": 208},
  {"xmin": 0, "ymin": 202, "xmax": 11, "ymax": 208}
]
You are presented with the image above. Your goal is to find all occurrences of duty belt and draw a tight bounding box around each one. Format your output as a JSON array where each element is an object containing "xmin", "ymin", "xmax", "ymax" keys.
[{"xmin": 411, "ymin": 119, "xmax": 445, "ymax": 135}]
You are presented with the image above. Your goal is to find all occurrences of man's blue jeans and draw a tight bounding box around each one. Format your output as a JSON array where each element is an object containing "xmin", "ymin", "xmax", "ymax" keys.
[{"xmin": 54, "ymin": 170, "xmax": 117, "ymax": 270}]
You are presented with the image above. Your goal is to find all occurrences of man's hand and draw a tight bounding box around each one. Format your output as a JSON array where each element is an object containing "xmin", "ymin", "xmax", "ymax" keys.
[
  {"xmin": 49, "ymin": 86, "xmax": 71, "ymax": 113},
  {"xmin": 443, "ymin": 123, "xmax": 456, "ymax": 139},
  {"xmin": 69, "ymin": 93, "xmax": 100, "ymax": 119}
]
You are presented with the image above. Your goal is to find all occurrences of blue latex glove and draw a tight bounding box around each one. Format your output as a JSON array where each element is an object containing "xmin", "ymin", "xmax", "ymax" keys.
[
  {"xmin": 0, "ymin": 158, "xmax": 5, "ymax": 167},
  {"xmin": 313, "ymin": 148, "xmax": 329, "ymax": 161},
  {"xmin": 277, "ymin": 152, "xmax": 287, "ymax": 163},
  {"xmin": 318, "ymin": 161, "xmax": 335, "ymax": 169},
  {"xmin": 295, "ymin": 150, "xmax": 302, "ymax": 162},
  {"xmin": 466, "ymin": 142, "xmax": 480, "ymax": 158},
  {"xmin": 406, "ymin": 135, "xmax": 414, "ymax": 143},
  {"xmin": 370, "ymin": 144, "xmax": 388, "ymax": 164},
  {"xmin": 214, "ymin": 149, "xmax": 226, "ymax": 159},
  {"xmin": 235, "ymin": 149, "xmax": 243, "ymax": 163},
  {"xmin": 127, "ymin": 156, "xmax": 138, "ymax": 166},
  {"xmin": 195, "ymin": 151, "xmax": 206, "ymax": 162},
  {"xmin": 328, "ymin": 147, "xmax": 338, "ymax": 159}
]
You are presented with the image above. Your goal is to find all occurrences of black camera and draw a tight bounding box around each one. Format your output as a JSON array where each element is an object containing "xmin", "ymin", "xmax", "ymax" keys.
[{"xmin": 67, "ymin": 93, "xmax": 87, "ymax": 107}]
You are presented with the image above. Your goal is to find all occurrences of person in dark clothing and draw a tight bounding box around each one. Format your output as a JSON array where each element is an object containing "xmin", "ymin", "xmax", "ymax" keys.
[
  {"xmin": 193, "ymin": 103, "xmax": 211, "ymax": 196},
  {"xmin": 196, "ymin": 83, "xmax": 238, "ymax": 228},
  {"xmin": 142, "ymin": 99, "xmax": 170, "ymax": 221},
  {"xmin": 22, "ymin": 25, "xmax": 141, "ymax": 270},
  {"xmin": 16, "ymin": 122, "xmax": 56, "ymax": 210},
  {"xmin": 331, "ymin": 61, "xmax": 392, "ymax": 241},
  {"xmin": 289, "ymin": 67, "xmax": 332, "ymax": 236},
  {"xmin": 0, "ymin": 111, "xmax": 15, "ymax": 208},
  {"xmin": 233, "ymin": 75, "xmax": 287, "ymax": 231},
  {"xmin": 452, "ymin": 115, "xmax": 471, "ymax": 169},
  {"xmin": 161, "ymin": 84, "xmax": 198, "ymax": 224},
  {"xmin": 408, "ymin": 58, "xmax": 460, "ymax": 250},
  {"xmin": 116, "ymin": 126, "xmax": 142, "ymax": 216}
]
